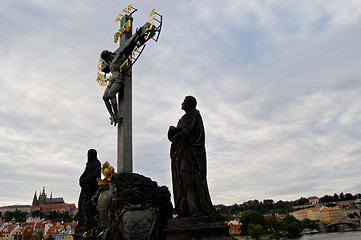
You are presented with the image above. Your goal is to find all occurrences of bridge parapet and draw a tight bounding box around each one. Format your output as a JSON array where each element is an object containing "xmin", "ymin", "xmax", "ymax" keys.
[
  {"xmin": 325, "ymin": 220, "xmax": 360, "ymax": 227},
  {"xmin": 318, "ymin": 220, "xmax": 360, "ymax": 232}
]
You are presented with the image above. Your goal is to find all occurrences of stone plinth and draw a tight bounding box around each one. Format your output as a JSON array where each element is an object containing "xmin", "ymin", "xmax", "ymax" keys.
[
  {"xmin": 165, "ymin": 216, "xmax": 234, "ymax": 240},
  {"xmin": 80, "ymin": 173, "xmax": 173, "ymax": 240}
]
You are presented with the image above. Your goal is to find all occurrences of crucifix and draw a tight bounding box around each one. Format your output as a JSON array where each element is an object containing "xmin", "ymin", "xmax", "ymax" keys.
[{"xmin": 97, "ymin": 5, "xmax": 162, "ymax": 173}]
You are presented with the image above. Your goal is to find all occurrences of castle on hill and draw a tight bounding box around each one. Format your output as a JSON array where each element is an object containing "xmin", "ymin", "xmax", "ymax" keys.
[
  {"xmin": 31, "ymin": 187, "xmax": 76, "ymax": 215},
  {"xmin": 0, "ymin": 187, "xmax": 76, "ymax": 215},
  {"xmin": 32, "ymin": 187, "xmax": 65, "ymax": 207}
]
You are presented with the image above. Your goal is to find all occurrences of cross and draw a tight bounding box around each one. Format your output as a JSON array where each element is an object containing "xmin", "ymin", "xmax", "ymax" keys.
[
  {"xmin": 117, "ymin": 14, "xmax": 134, "ymax": 174},
  {"xmin": 98, "ymin": 6, "xmax": 162, "ymax": 174}
]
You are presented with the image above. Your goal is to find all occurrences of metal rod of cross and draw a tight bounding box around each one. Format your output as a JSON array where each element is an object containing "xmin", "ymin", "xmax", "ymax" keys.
[{"xmin": 96, "ymin": 5, "xmax": 162, "ymax": 173}]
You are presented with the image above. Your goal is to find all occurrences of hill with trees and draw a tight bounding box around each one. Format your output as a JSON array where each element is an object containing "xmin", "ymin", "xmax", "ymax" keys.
[{"xmin": 215, "ymin": 192, "xmax": 361, "ymax": 220}]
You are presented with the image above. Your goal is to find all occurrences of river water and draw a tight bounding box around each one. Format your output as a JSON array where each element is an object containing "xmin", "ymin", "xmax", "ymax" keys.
[{"xmin": 294, "ymin": 231, "xmax": 361, "ymax": 240}]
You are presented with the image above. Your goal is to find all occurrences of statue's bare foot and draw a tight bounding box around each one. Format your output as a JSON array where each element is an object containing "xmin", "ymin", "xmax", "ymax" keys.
[
  {"xmin": 109, "ymin": 115, "xmax": 115, "ymax": 125},
  {"xmin": 114, "ymin": 116, "xmax": 123, "ymax": 126}
]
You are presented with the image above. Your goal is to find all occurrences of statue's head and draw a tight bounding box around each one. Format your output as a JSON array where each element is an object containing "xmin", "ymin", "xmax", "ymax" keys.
[
  {"xmin": 87, "ymin": 149, "xmax": 97, "ymax": 161},
  {"xmin": 182, "ymin": 96, "xmax": 197, "ymax": 112},
  {"xmin": 100, "ymin": 50, "xmax": 114, "ymax": 63}
]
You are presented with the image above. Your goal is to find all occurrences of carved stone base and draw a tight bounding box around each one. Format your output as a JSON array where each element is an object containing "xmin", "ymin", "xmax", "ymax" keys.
[
  {"xmin": 165, "ymin": 216, "xmax": 234, "ymax": 240},
  {"xmin": 81, "ymin": 173, "xmax": 173, "ymax": 240}
]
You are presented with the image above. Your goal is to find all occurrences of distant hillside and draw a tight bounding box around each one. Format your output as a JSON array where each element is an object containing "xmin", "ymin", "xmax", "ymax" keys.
[{"xmin": 215, "ymin": 192, "xmax": 361, "ymax": 220}]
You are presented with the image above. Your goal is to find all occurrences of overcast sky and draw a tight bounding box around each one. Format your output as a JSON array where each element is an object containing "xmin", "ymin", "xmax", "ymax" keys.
[{"xmin": 1, "ymin": 0, "xmax": 361, "ymax": 207}]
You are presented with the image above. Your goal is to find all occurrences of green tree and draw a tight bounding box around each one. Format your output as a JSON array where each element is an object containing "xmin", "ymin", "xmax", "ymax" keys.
[
  {"xmin": 3, "ymin": 211, "xmax": 13, "ymax": 222},
  {"xmin": 263, "ymin": 199, "xmax": 274, "ymax": 210},
  {"xmin": 3, "ymin": 210, "xmax": 28, "ymax": 222},
  {"xmin": 46, "ymin": 211, "xmax": 72, "ymax": 222},
  {"xmin": 32, "ymin": 210, "xmax": 45, "ymax": 219},
  {"xmin": 229, "ymin": 203, "xmax": 242, "ymax": 215},
  {"xmin": 339, "ymin": 192, "xmax": 345, "ymax": 201},
  {"xmin": 215, "ymin": 204, "xmax": 227, "ymax": 213},
  {"xmin": 284, "ymin": 216, "xmax": 303, "ymax": 238},
  {"xmin": 333, "ymin": 193, "xmax": 340, "ymax": 201},
  {"xmin": 13, "ymin": 209, "xmax": 28, "ymax": 222},
  {"xmin": 294, "ymin": 197, "xmax": 308, "ymax": 206},
  {"xmin": 320, "ymin": 195, "xmax": 333, "ymax": 203},
  {"xmin": 265, "ymin": 215, "xmax": 285, "ymax": 239},
  {"xmin": 239, "ymin": 210, "xmax": 265, "ymax": 235},
  {"xmin": 302, "ymin": 218, "xmax": 318, "ymax": 230},
  {"xmin": 247, "ymin": 224, "xmax": 266, "ymax": 240},
  {"xmin": 345, "ymin": 193, "xmax": 353, "ymax": 200}
]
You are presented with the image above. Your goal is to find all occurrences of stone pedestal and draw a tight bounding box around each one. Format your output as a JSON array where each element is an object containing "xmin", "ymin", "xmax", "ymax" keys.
[
  {"xmin": 77, "ymin": 173, "xmax": 173, "ymax": 240},
  {"xmin": 165, "ymin": 216, "xmax": 234, "ymax": 240}
]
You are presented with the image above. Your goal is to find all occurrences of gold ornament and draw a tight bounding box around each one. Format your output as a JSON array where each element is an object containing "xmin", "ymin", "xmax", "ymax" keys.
[{"xmin": 97, "ymin": 161, "xmax": 115, "ymax": 185}]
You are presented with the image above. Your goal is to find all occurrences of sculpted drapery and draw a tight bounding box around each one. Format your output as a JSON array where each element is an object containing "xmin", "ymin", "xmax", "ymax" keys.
[
  {"xmin": 78, "ymin": 149, "xmax": 101, "ymax": 229},
  {"xmin": 168, "ymin": 96, "xmax": 219, "ymax": 218}
]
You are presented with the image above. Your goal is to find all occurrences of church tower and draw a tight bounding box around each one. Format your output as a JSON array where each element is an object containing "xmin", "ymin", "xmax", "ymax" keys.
[
  {"xmin": 32, "ymin": 191, "xmax": 39, "ymax": 207},
  {"xmin": 39, "ymin": 187, "xmax": 47, "ymax": 205}
]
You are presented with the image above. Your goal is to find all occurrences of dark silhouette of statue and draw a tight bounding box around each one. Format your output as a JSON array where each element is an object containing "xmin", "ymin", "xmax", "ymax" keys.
[
  {"xmin": 100, "ymin": 49, "xmax": 125, "ymax": 126},
  {"xmin": 100, "ymin": 23, "xmax": 152, "ymax": 126},
  {"xmin": 77, "ymin": 149, "xmax": 101, "ymax": 230},
  {"xmin": 168, "ymin": 96, "xmax": 220, "ymax": 218}
]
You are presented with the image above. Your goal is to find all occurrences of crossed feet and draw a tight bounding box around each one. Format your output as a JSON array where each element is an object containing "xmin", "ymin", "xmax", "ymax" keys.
[{"xmin": 109, "ymin": 114, "xmax": 123, "ymax": 126}]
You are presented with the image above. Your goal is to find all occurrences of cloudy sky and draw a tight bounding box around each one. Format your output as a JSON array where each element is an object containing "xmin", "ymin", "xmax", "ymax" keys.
[{"xmin": 1, "ymin": 0, "xmax": 361, "ymax": 207}]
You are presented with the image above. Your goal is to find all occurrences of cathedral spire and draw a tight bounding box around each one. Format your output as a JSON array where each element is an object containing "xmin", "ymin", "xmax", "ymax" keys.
[
  {"xmin": 33, "ymin": 191, "xmax": 37, "ymax": 202},
  {"xmin": 32, "ymin": 191, "xmax": 38, "ymax": 207}
]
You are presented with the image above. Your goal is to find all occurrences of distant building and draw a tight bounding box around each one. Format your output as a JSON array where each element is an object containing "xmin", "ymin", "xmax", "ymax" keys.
[
  {"xmin": 11, "ymin": 225, "xmax": 23, "ymax": 240},
  {"xmin": 227, "ymin": 220, "xmax": 241, "ymax": 235},
  {"xmin": 26, "ymin": 217, "xmax": 44, "ymax": 223},
  {"xmin": 45, "ymin": 222, "xmax": 77, "ymax": 240},
  {"xmin": 0, "ymin": 223, "xmax": 21, "ymax": 240},
  {"xmin": 31, "ymin": 187, "xmax": 77, "ymax": 215},
  {"xmin": 307, "ymin": 206, "xmax": 323, "ymax": 221},
  {"xmin": 292, "ymin": 196, "xmax": 322, "ymax": 210},
  {"xmin": 356, "ymin": 199, "xmax": 361, "ymax": 207},
  {"xmin": 0, "ymin": 224, "xmax": 11, "ymax": 240},
  {"xmin": 342, "ymin": 205, "xmax": 360, "ymax": 218},
  {"xmin": 0, "ymin": 186, "xmax": 69, "ymax": 216},
  {"xmin": 320, "ymin": 206, "xmax": 343, "ymax": 222},
  {"xmin": 276, "ymin": 214, "xmax": 288, "ymax": 219},
  {"xmin": 290, "ymin": 206, "xmax": 324, "ymax": 221},
  {"xmin": 308, "ymin": 196, "xmax": 319, "ymax": 205},
  {"xmin": 32, "ymin": 187, "xmax": 65, "ymax": 207},
  {"xmin": 47, "ymin": 225, "xmax": 59, "ymax": 236},
  {"xmin": 34, "ymin": 203, "xmax": 77, "ymax": 216},
  {"xmin": 290, "ymin": 208, "xmax": 311, "ymax": 221}
]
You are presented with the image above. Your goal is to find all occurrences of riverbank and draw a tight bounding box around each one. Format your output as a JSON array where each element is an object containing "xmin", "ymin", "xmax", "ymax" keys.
[{"xmin": 233, "ymin": 229, "xmax": 361, "ymax": 240}]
